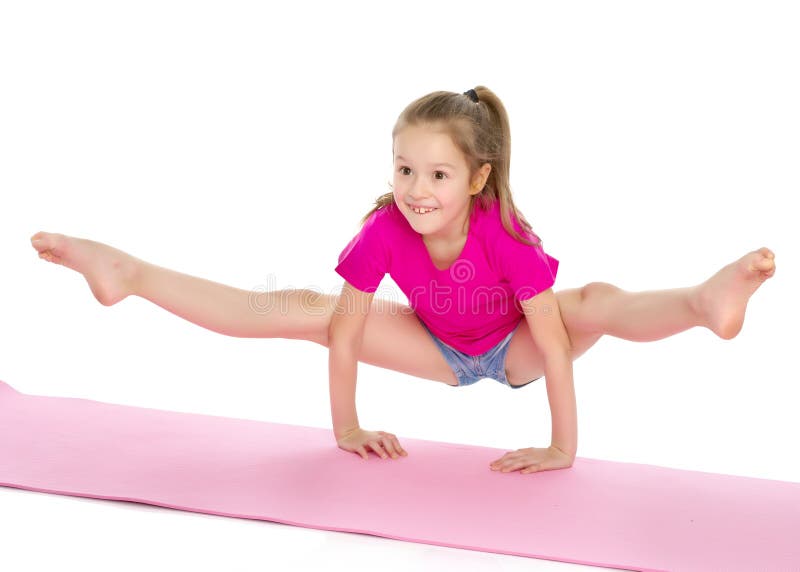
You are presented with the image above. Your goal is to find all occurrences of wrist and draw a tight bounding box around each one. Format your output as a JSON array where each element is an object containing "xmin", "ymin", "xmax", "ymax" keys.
[
  {"xmin": 334, "ymin": 425, "xmax": 360, "ymax": 440},
  {"xmin": 550, "ymin": 444, "xmax": 576, "ymax": 459}
]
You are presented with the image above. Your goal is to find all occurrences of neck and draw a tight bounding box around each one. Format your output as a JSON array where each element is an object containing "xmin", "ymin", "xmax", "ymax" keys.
[{"xmin": 424, "ymin": 205, "xmax": 472, "ymax": 246}]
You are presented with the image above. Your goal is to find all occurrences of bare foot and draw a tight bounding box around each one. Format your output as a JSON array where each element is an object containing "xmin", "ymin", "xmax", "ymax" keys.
[
  {"xmin": 690, "ymin": 247, "xmax": 776, "ymax": 340},
  {"xmin": 29, "ymin": 232, "xmax": 142, "ymax": 306}
]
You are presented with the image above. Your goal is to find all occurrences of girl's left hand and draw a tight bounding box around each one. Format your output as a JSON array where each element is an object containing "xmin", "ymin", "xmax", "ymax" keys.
[{"xmin": 489, "ymin": 445, "xmax": 574, "ymax": 474}]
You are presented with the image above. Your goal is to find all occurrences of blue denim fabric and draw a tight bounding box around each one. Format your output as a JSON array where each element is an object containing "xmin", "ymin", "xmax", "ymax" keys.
[{"xmin": 419, "ymin": 318, "xmax": 542, "ymax": 389}]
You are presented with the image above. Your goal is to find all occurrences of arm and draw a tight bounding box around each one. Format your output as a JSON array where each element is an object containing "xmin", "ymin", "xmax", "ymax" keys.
[
  {"xmin": 327, "ymin": 282, "xmax": 407, "ymax": 461},
  {"xmin": 328, "ymin": 281, "xmax": 373, "ymax": 439},
  {"xmin": 488, "ymin": 287, "xmax": 576, "ymax": 474},
  {"xmin": 521, "ymin": 287, "xmax": 577, "ymax": 458}
]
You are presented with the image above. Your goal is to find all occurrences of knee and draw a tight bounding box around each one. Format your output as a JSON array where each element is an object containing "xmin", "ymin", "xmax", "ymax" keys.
[{"xmin": 580, "ymin": 282, "xmax": 621, "ymax": 302}]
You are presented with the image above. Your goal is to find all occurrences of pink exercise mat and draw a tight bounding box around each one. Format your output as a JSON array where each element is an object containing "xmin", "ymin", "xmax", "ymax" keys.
[{"xmin": 1, "ymin": 378, "xmax": 798, "ymax": 571}]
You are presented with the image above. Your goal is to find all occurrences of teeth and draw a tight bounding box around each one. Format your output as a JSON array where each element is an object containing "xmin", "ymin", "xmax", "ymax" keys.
[{"xmin": 412, "ymin": 207, "xmax": 436, "ymax": 214}]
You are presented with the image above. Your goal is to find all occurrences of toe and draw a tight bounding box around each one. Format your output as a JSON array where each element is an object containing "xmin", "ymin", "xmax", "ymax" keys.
[
  {"xmin": 39, "ymin": 251, "xmax": 59, "ymax": 264},
  {"xmin": 35, "ymin": 233, "xmax": 61, "ymax": 254},
  {"xmin": 754, "ymin": 257, "xmax": 774, "ymax": 272},
  {"xmin": 31, "ymin": 233, "xmax": 63, "ymax": 257},
  {"xmin": 31, "ymin": 238, "xmax": 47, "ymax": 253}
]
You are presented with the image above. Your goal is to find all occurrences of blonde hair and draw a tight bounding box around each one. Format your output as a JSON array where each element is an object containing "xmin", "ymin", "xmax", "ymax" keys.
[{"xmin": 359, "ymin": 85, "xmax": 542, "ymax": 248}]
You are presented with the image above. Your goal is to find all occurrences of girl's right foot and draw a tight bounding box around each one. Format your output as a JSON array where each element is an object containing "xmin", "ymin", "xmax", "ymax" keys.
[{"xmin": 29, "ymin": 231, "xmax": 142, "ymax": 306}]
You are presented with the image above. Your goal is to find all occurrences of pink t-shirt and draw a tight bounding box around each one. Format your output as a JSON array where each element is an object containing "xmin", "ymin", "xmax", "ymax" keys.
[{"xmin": 334, "ymin": 200, "xmax": 559, "ymax": 356}]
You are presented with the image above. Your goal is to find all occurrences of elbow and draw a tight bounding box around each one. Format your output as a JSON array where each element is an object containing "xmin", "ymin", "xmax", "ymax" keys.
[
  {"xmin": 328, "ymin": 284, "xmax": 372, "ymax": 347},
  {"xmin": 542, "ymin": 343, "xmax": 573, "ymax": 364},
  {"xmin": 327, "ymin": 320, "xmax": 363, "ymax": 355},
  {"xmin": 540, "ymin": 325, "xmax": 573, "ymax": 357}
]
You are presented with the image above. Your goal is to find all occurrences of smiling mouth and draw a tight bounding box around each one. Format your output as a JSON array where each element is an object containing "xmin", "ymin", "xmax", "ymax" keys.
[{"xmin": 410, "ymin": 206, "xmax": 438, "ymax": 215}]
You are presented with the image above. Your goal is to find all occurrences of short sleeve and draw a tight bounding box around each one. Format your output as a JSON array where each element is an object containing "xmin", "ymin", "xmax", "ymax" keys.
[
  {"xmin": 334, "ymin": 210, "xmax": 388, "ymax": 293},
  {"xmin": 496, "ymin": 226, "xmax": 559, "ymax": 303}
]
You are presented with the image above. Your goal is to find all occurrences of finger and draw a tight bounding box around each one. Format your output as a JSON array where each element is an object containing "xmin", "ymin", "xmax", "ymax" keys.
[
  {"xmin": 368, "ymin": 441, "xmax": 389, "ymax": 459},
  {"xmin": 381, "ymin": 437, "xmax": 401, "ymax": 458},
  {"xmin": 383, "ymin": 433, "xmax": 406, "ymax": 455},
  {"xmin": 493, "ymin": 454, "xmax": 518, "ymax": 468},
  {"xmin": 356, "ymin": 446, "xmax": 369, "ymax": 460},
  {"xmin": 499, "ymin": 463, "xmax": 521, "ymax": 473},
  {"xmin": 502, "ymin": 458, "xmax": 532, "ymax": 472},
  {"xmin": 381, "ymin": 437, "xmax": 397, "ymax": 459},
  {"xmin": 521, "ymin": 464, "xmax": 541, "ymax": 474}
]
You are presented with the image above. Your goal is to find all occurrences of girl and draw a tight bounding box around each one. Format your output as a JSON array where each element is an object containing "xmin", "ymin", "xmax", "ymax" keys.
[{"xmin": 29, "ymin": 86, "xmax": 776, "ymax": 475}]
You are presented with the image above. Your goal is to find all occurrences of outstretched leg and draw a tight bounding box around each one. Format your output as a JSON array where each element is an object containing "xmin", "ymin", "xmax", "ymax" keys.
[
  {"xmin": 577, "ymin": 248, "xmax": 776, "ymax": 341},
  {"xmin": 30, "ymin": 231, "xmax": 325, "ymax": 340},
  {"xmin": 28, "ymin": 231, "xmax": 462, "ymax": 385}
]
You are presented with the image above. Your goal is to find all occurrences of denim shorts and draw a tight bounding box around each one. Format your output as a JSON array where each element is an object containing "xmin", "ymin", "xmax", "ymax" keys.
[{"xmin": 419, "ymin": 318, "xmax": 542, "ymax": 389}]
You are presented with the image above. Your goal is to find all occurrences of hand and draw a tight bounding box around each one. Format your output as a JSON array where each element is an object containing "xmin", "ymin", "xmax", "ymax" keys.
[
  {"xmin": 336, "ymin": 427, "xmax": 408, "ymax": 461},
  {"xmin": 489, "ymin": 445, "xmax": 574, "ymax": 474}
]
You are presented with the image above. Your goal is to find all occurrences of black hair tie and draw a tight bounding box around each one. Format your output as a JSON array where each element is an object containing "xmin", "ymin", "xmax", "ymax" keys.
[{"xmin": 463, "ymin": 89, "xmax": 479, "ymax": 103}]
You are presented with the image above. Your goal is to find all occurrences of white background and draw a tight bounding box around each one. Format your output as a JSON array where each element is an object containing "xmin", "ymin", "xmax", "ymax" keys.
[{"xmin": 1, "ymin": 1, "xmax": 797, "ymax": 570}]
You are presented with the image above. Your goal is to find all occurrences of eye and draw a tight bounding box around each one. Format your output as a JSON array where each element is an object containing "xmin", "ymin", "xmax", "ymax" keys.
[{"xmin": 396, "ymin": 166, "xmax": 448, "ymax": 180}]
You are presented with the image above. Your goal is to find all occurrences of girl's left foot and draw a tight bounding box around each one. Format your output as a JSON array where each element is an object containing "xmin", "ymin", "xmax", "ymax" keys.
[{"xmin": 690, "ymin": 247, "xmax": 776, "ymax": 339}]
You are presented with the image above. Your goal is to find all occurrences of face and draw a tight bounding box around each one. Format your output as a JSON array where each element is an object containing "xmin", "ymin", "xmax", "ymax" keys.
[{"xmin": 392, "ymin": 123, "xmax": 490, "ymax": 242}]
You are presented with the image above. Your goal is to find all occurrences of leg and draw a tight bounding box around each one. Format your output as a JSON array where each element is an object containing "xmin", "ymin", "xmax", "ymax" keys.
[
  {"xmin": 578, "ymin": 282, "xmax": 704, "ymax": 342},
  {"xmin": 138, "ymin": 266, "xmax": 462, "ymax": 385},
  {"xmin": 503, "ymin": 247, "xmax": 777, "ymax": 384},
  {"xmin": 504, "ymin": 286, "xmax": 604, "ymax": 386},
  {"xmin": 29, "ymin": 232, "xmax": 461, "ymax": 385},
  {"xmin": 578, "ymin": 247, "xmax": 776, "ymax": 341}
]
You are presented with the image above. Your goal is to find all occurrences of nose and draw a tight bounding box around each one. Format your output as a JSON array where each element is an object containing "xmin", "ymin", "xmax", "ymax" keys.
[
  {"xmin": 407, "ymin": 182, "xmax": 432, "ymax": 203},
  {"xmin": 401, "ymin": 171, "xmax": 436, "ymax": 206}
]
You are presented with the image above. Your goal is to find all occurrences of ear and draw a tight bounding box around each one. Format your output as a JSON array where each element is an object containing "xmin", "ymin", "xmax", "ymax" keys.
[{"xmin": 471, "ymin": 163, "xmax": 492, "ymax": 193}]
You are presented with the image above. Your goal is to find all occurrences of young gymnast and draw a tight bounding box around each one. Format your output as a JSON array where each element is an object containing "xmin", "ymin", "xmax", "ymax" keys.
[{"xmin": 29, "ymin": 86, "xmax": 776, "ymax": 475}]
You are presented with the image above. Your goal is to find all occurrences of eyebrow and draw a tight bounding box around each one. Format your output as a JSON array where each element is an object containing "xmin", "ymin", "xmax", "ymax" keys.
[{"xmin": 394, "ymin": 155, "xmax": 457, "ymax": 169}]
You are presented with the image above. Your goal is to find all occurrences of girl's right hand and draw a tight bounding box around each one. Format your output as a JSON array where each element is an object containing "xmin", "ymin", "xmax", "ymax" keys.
[{"xmin": 336, "ymin": 427, "xmax": 408, "ymax": 460}]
